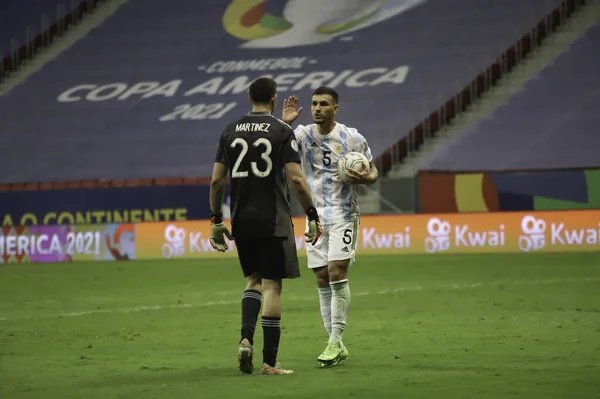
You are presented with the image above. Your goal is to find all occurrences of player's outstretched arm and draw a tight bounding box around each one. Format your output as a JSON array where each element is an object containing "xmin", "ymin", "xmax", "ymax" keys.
[
  {"xmin": 284, "ymin": 162, "xmax": 322, "ymax": 245},
  {"xmin": 209, "ymin": 162, "xmax": 233, "ymax": 252},
  {"xmin": 284, "ymin": 162, "xmax": 314, "ymax": 213}
]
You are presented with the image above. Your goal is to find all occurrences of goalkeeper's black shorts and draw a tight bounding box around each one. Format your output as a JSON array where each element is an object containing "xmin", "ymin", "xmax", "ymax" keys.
[{"xmin": 234, "ymin": 234, "xmax": 300, "ymax": 280}]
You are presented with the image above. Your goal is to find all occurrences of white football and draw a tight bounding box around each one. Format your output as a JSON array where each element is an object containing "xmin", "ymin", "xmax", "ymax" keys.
[{"xmin": 337, "ymin": 152, "xmax": 369, "ymax": 182}]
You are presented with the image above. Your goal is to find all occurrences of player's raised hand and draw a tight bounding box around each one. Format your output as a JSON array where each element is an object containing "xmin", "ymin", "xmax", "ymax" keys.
[
  {"xmin": 282, "ymin": 95, "xmax": 303, "ymax": 125},
  {"xmin": 210, "ymin": 220, "xmax": 233, "ymax": 252}
]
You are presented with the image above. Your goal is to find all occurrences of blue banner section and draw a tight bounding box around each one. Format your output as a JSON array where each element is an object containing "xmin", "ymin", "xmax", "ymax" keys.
[{"xmin": 0, "ymin": 185, "xmax": 230, "ymax": 226}]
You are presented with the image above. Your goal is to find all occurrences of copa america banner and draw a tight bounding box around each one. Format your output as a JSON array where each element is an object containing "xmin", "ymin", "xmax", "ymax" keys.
[
  {"xmin": 1, "ymin": 224, "xmax": 135, "ymax": 263},
  {"xmin": 3, "ymin": 209, "xmax": 598, "ymax": 264}
]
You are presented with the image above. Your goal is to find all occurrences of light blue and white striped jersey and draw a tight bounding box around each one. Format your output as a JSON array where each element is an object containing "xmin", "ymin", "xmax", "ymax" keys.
[{"xmin": 294, "ymin": 122, "xmax": 373, "ymax": 226}]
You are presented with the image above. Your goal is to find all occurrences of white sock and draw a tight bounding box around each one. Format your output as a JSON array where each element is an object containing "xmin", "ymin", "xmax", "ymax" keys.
[
  {"xmin": 329, "ymin": 279, "xmax": 350, "ymax": 344},
  {"xmin": 318, "ymin": 286, "xmax": 332, "ymax": 337}
]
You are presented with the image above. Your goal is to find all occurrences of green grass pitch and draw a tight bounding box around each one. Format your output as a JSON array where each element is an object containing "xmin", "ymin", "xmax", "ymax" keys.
[{"xmin": 1, "ymin": 253, "xmax": 599, "ymax": 398}]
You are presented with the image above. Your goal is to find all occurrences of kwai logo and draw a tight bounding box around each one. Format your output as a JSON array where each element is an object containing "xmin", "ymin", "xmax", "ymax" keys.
[
  {"xmin": 223, "ymin": 0, "xmax": 429, "ymax": 48},
  {"xmin": 162, "ymin": 224, "xmax": 232, "ymax": 258},
  {"xmin": 518, "ymin": 215, "xmax": 546, "ymax": 252},
  {"xmin": 454, "ymin": 223, "xmax": 505, "ymax": 249},
  {"xmin": 163, "ymin": 224, "xmax": 187, "ymax": 259},
  {"xmin": 424, "ymin": 217, "xmax": 451, "ymax": 254}
]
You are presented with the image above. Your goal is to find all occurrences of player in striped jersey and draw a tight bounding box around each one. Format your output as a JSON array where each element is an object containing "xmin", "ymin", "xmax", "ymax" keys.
[{"xmin": 282, "ymin": 87, "xmax": 378, "ymax": 367}]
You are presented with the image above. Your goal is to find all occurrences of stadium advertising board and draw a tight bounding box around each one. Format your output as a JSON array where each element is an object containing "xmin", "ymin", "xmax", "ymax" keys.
[
  {"xmin": 2, "ymin": 210, "xmax": 598, "ymax": 263},
  {"xmin": 135, "ymin": 210, "xmax": 600, "ymax": 260},
  {"xmin": 0, "ymin": 185, "xmax": 228, "ymax": 227},
  {"xmin": 0, "ymin": 224, "xmax": 135, "ymax": 263}
]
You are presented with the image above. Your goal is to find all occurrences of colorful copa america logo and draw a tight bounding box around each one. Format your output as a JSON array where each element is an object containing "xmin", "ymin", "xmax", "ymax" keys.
[{"xmin": 222, "ymin": 0, "xmax": 429, "ymax": 48}]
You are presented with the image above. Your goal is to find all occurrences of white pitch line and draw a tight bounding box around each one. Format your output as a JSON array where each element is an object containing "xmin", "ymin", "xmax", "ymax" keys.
[
  {"xmin": 16, "ymin": 287, "xmax": 242, "ymax": 307},
  {"xmin": 1, "ymin": 277, "xmax": 599, "ymax": 322}
]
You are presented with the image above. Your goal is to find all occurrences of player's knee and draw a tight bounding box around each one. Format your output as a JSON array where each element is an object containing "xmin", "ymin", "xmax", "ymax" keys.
[
  {"xmin": 262, "ymin": 278, "xmax": 282, "ymax": 296},
  {"xmin": 316, "ymin": 275, "xmax": 329, "ymax": 288},
  {"xmin": 328, "ymin": 260, "xmax": 349, "ymax": 282},
  {"xmin": 312, "ymin": 266, "xmax": 329, "ymax": 288},
  {"xmin": 245, "ymin": 272, "xmax": 262, "ymax": 292}
]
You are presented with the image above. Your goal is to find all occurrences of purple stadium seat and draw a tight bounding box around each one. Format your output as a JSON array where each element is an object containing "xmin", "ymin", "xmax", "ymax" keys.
[
  {"xmin": 419, "ymin": 20, "xmax": 600, "ymax": 172},
  {"xmin": 0, "ymin": 0, "xmax": 85, "ymax": 57}
]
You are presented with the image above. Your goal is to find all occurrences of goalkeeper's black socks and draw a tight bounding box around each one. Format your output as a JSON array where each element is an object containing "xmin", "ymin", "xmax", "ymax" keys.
[
  {"xmin": 261, "ymin": 316, "xmax": 281, "ymax": 367},
  {"xmin": 240, "ymin": 290, "xmax": 262, "ymax": 345}
]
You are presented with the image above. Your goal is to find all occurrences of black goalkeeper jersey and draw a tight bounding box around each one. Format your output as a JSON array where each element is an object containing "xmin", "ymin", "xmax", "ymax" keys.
[{"xmin": 215, "ymin": 111, "xmax": 301, "ymax": 237}]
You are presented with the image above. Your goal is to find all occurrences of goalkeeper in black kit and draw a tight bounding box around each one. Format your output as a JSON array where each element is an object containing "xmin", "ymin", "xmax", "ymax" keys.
[{"xmin": 208, "ymin": 77, "xmax": 322, "ymax": 375}]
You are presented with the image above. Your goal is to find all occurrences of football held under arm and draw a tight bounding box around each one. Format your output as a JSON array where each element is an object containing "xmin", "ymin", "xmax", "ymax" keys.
[{"xmin": 348, "ymin": 130, "xmax": 378, "ymax": 185}]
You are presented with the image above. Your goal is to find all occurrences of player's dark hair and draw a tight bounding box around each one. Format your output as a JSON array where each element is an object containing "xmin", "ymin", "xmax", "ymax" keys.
[
  {"xmin": 313, "ymin": 86, "xmax": 339, "ymax": 104},
  {"xmin": 249, "ymin": 77, "xmax": 278, "ymax": 104}
]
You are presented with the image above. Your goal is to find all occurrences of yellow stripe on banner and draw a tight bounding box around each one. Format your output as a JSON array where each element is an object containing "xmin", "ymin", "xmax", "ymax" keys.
[{"xmin": 455, "ymin": 173, "xmax": 489, "ymax": 212}]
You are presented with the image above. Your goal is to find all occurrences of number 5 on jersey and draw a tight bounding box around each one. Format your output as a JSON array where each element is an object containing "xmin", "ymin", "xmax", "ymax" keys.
[
  {"xmin": 342, "ymin": 228, "xmax": 352, "ymax": 245},
  {"xmin": 342, "ymin": 224, "xmax": 358, "ymax": 251},
  {"xmin": 230, "ymin": 137, "xmax": 273, "ymax": 178},
  {"xmin": 323, "ymin": 150, "xmax": 332, "ymax": 166}
]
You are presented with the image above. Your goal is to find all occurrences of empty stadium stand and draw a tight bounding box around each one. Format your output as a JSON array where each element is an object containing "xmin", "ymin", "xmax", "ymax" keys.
[
  {"xmin": 0, "ymin": 0, "xmax": 568, "ymax": 185},
  {"xmin": 0, "ymin": 0, "xmax": 97, "ymax": 74},
  {"xmin": 1, "ymin": 0, "xmax": 79, "ymax": 55},
  {"xmin": 419, "ymin": 18, "xmax": 600, "ymax": 172}
]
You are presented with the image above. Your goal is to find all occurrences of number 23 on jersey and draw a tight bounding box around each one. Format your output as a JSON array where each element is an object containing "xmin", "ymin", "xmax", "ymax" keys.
[{"xmin": 230, "ymin": 138, "xmax": 273, "ymax": 178}]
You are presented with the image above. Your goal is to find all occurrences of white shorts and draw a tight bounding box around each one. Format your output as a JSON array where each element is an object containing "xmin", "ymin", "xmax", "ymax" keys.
[{"xmin": 306, "ymin": 218, "xmax": 359, "ymax": 269}]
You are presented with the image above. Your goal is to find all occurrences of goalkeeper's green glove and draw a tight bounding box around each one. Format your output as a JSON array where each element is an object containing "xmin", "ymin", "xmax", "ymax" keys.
[
  {"xmin": 209, "ymin": 214, "xmax": 233, "ymax": 252},
  {"xmin": 304, "ymin": 206, "xmax": 322, "ymax": 246}
]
